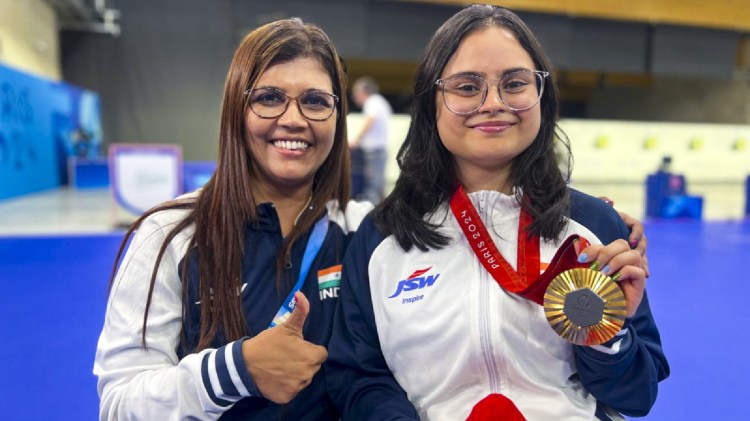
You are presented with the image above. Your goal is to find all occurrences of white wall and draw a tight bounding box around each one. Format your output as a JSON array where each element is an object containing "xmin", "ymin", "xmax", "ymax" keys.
[
  {"xmin": 562, "ymin": 119, "xmax": 750, "ymax": 220},
  {"xmin": 0, "ymin": 0, "xmax": 60, "ymax": 80},
  {"xmin": 561, "ymin": 119, "xmax": 750, "ymax": 183},
  {"xmin": 348, "ymin": 113, "xmax": 750, "ymax": 220}
]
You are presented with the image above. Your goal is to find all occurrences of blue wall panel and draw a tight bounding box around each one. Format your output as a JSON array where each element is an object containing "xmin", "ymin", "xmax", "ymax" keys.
[{"xmin": 0, "ymin": 64, "xmax": 101, "ymax": 199}]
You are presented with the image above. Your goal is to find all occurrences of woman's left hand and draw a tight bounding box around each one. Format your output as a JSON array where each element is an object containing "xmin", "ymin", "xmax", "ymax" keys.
[{"xmin": 578, "ymin": 239, "xmax": 646, "ymax": 318}]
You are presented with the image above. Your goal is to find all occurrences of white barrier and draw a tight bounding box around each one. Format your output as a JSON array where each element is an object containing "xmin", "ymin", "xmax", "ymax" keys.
[{"xmin": 109, "ymin": 143, "xmax": 183, "ymax": 226}]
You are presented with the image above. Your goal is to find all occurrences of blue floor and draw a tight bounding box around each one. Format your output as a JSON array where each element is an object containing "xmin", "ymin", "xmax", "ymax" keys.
[
  {"xmin": 0, "ymin": 221, "xmax": 747, "ymax": 419},
  {"xmin": 0, "ymin": 234, "xmax": 124, "ymax": 420},
  {"xmin": 637, "ymin": 220, "xmax": 749, "ymax": 419}
]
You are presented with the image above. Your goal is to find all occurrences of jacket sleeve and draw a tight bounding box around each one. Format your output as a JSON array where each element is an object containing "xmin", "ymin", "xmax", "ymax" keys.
[
  {"xmin": 326, "ymin": 217, "xmax": 420, "ymax": 420},
  {"xmin": 93, "ymin": 213, "xmax": 260, "ymax": 420},
  {"xmin": 569, "ymin": 190, "xmax": 670, "ymax": 416},
  {"xmin": 575, "ymin": 292, "xmax": 669, "ymax": 416}
]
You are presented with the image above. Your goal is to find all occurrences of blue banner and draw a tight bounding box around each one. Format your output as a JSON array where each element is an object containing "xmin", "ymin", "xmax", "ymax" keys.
[{"xmin": 0, "ymin": 64, "xmax": 102, "ymax": 200}]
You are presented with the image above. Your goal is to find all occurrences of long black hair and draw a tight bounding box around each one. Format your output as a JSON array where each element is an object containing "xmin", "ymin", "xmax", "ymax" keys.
[{"xmin": 373, "ymin": 4, "xmax": 571, "ymax": 252}]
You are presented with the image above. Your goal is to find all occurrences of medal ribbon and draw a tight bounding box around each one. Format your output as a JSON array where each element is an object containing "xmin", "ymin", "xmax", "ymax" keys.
[
  {"xmin": 450, "ymin": 186, "xmax": 589, "ymax": 304},
  {"xmin": 450, "ymin": 185, "xmax": 539, "ymax": 292}
]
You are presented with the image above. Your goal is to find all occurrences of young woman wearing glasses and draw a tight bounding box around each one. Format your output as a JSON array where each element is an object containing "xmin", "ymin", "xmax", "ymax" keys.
[
  {"xmin": 94, "ymin": 19, "xmax": 372, "ymax": 420},
  {"xmin": 327, "ymin": 5, "xmax": 669, "ymax": 420}
]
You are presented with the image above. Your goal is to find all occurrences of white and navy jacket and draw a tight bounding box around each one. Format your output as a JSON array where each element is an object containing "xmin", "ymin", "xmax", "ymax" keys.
[
  {"xmin": 94, "ymin": 191, "xmax": 372, "ymax": 421},
  {"xmin": 327, "ymin": 189, "xmax": 669, "ymax": 421}
]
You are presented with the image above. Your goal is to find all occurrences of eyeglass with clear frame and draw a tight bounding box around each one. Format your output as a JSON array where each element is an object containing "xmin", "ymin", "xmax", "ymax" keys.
[
  {"xmin": 245, "ymin": 87, "xmax": 339, "ymax": 121},
  {"xmin": 435, "ymin": 69, "xmax": 549, "ymax": 114}
]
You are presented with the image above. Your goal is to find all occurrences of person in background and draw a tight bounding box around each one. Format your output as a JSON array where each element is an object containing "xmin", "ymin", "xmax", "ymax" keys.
[
  {"xmin": 349, "ymin": 76, "xmax": 393, "ymax": 204},
  {"xmin": 94, "ymin": 18, "xmax": 371, "ymax": 420},
  {"xmin": 327, "ymin": 4, "xmax": 668, "ymax": 421}
]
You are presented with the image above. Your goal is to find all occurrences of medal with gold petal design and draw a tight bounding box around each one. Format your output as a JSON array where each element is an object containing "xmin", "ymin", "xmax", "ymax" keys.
[
  {"xmin": 450, "ymin": 186, "xmax": 629, "ymax": 347},
  {"xmin": 544, "ymin": 268, "xmax": 627, "ymax": 346}
]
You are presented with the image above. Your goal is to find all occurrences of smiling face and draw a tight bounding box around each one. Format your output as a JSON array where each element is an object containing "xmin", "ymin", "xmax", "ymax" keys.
[
  {"xmin": 436, "ymin": 26, "xmax": 542, "ymax": 193},
  {"xmin": 245, "ymin": 56, "xmax": 337, "ymax": 198}
]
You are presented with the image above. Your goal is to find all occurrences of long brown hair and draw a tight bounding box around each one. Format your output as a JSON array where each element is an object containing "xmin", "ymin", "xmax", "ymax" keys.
[{"xmin": 109, "ymin": 18, "xmax": 350, "ymax": 351}]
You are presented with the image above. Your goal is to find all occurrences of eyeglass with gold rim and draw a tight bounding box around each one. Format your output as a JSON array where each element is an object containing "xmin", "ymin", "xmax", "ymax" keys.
[
  {"xmin": 435, "ymin": 69, "xmax": 549, "ymax": 114},
  {"xmin": 245, "ymin": 87, "xmax": 339, "ymax": 121}
]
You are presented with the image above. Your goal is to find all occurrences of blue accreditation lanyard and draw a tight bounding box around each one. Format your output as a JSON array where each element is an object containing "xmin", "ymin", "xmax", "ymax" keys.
[{"xmin": 268, "ymin": 215, "xmax": 328, "ymax": 328}]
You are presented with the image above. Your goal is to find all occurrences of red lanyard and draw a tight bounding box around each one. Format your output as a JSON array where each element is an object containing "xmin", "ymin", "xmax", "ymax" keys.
[
  {"xmin": 449, "ymin": 185, "xmax": 540, "ymax": 293},
  {"xmin": 450, "ymin": 186, "xmax": 590, "ymax": 304}
]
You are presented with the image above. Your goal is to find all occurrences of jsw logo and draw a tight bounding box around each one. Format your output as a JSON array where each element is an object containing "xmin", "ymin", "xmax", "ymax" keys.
[{"xmin": 388, "ymin": 267, "xmax": 440, "ymax": 298}]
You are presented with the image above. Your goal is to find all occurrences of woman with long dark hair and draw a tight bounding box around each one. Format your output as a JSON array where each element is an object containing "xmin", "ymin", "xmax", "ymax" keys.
[
  {"xmin": 327, "ymin": 5, "xmax": 668, "ymax": 420},
  {"xmin": 94, "ymin": 19, "xmax": 372, "ymax": 420}
]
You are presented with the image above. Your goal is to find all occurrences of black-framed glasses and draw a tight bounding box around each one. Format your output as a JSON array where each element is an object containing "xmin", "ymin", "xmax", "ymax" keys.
[
  {"xmin": 435, "ymin": 69, "xmax": 549, "ymax": 114},
  {"xmin": 245, "ymin": 87, "xmax": 339, "ymax": 121}
]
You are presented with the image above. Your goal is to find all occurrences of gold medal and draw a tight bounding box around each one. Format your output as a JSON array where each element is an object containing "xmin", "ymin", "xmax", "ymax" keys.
[{"xmin": 544, "ymin": 268, "xmax": 627, "ymax": 346}]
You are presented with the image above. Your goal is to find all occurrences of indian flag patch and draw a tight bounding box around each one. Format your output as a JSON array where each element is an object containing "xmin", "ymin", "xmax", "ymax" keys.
[
  {"xmin": 318, "ymin": 264, "xmax": 342, "ymax": 300},
  {"xmin": 318, "ymin": 265, "xmax": 342, "ymax": 290}
]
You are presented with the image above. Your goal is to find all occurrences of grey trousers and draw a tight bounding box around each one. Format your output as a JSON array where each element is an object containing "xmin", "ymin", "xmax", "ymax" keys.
[{"xmin": 358, "ymin": 148, "xmax": 387, "ymax": 204}]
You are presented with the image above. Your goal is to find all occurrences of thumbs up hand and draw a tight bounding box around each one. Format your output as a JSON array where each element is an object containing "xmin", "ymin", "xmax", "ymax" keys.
[
  {"xmin": 283, "ymin": 291, "xmax": 313, "ymax": 335},
  {"xmin": 242, "ymin": 292, "xmax": 328, "ymax": 404}
]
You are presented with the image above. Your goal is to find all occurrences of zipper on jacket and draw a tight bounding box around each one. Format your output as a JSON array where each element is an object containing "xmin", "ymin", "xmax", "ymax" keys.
[
  {"xmin": 282, "ymin": 249, "xmax": 294, "ymax": 285},
  {"xmin": 270, "ymin": 203, "xmax": 294, "ymax": 283},
  {"xmin": 476, "ymin": 192, "xmax": 502, "ymax": 392},
  {"xmin": 479, "ymin": 265, "xmax": 501, "ymax": 392}
]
